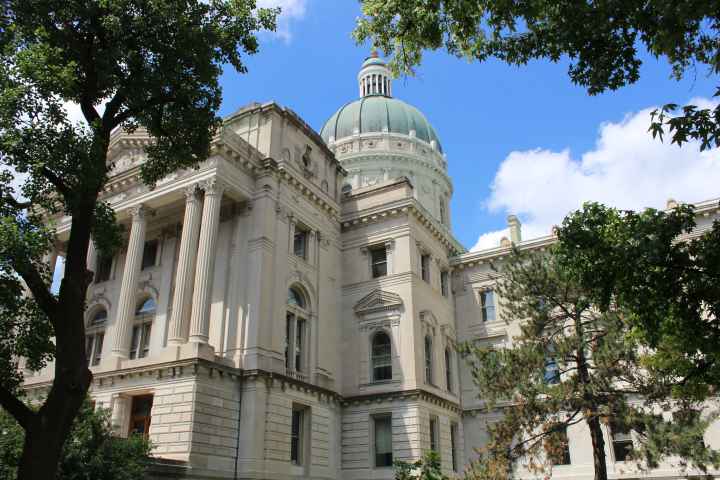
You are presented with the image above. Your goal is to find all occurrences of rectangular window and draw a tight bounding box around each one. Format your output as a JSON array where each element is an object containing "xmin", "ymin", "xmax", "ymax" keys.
[
  {"xmin": 545, "ymin": 425, "xmax": 571, "ymax": 465},
  {"xmin": 94, "ymin": 254, "xmax": 113, "ymax": 283},
  {"xmin": 285, "ymin": 314, "xmax": 293, "ymax": 370},
  {"xmin": 370, "ymin": 246, "xmax": 387, "ymax": 278},
  {"xmin": 445, "ymin": 348, "xmax": 453, "ymax": 393},
  {"xmin": 421, "ymin": 254, "xmax": 430, "ymax": 282},
  {"xmin": 374, "ymin": 415, "xmax": 393, "ymax": 467},
  {"xmin": 424, "ymin": 337, "xmax": 434, "ymax": 385},
  {"xmin": 290, "ymin": 407, "xmax": 304, "ymax": 464},
  {"xmin": 141, "ymin": 240, "xmax": 158, "ymax": 270},
  {"xmin": 295, "ymin": 318, "xmax": 305, "ymax": 372},
  {"xmin": 128, "ymin": 395, "xmax": 153, "ymax": 438},
  {"xmin": 129, "ymin": 323, "xmax": 152, "ymax": 359},
  {"xmin": 450, "ymin": 423, "xmax": 459, "ymax": 471},
  {"xmin": 440, "ymin": 271, "xmax": 449, "ymax": 297},
  {"xmin": 480, "ymin": 290, "xmax": 496, "ymax": 322},
  {"xmin": 611, "ymin": 419, "xmax": 633, "ymax": 461},
  {"xmin": 293, "ymin": 230, "xmax": 307, "ymax": 259},
  {"xmin": 85, "ymin": 333, "xmax": 104, "ymax": 366},
  {"xmin": 429, "ymin": 416, "xmax": 439, "ymax": 455}
]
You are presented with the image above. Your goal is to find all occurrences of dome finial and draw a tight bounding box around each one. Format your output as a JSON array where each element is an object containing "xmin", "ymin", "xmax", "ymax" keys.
[{"xmin": 358, "ymin": 52, "xmax": 392, "ymax": 98}]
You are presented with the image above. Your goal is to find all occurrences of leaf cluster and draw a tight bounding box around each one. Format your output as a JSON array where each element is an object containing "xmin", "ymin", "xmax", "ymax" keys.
[{"xmin": 0, "ymin": 400, "xmax": 152, "ymax": 480}]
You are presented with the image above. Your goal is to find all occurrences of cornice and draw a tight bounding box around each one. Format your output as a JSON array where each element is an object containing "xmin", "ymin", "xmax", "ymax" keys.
[
  {"xmin": 342, "ymin": 388, "xmax": 461, "ymax": 414},
  {"xmin": 341, "ymin": 197, "xmax": 465, "ymax": 255},
  {"xmin": 277, "ymin": 164, "xmax": 341, "ymax": 220},
  {"xmin": 451, "ymin": 235, "xmax": 556, "ymax": 270},
  {"xmin": 342, "ymin": 152, "xmax": 453, "ymax": 193}
]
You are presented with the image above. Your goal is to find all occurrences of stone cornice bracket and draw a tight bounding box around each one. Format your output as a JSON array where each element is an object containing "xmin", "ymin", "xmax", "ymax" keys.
[
  {"xmin": 384, "ymin": 239, "xmax": 395, "ymax": 250},
  {"xmin": 262, "ymin": 156, "xmax": 278, "ymax": 172}
]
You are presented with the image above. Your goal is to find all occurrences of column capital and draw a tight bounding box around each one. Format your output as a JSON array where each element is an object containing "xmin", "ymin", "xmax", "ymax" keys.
[
  {"xmin": 201, "ymin": 178, "xmax": 226, "ymax": 196},
  {"xmin": 128, "ymin": 204, "xmax": 152, "ymax": 221},
  {"xmin": 183, "ymin": 184, "xmax": 202, "ymax": 202}
]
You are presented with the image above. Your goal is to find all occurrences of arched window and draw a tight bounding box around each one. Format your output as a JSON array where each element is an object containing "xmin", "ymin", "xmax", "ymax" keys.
[
  {"xmin": 445, "ymin": 347, "xmax": 453, "ymax": 392},
  {"xmin": 371, "ymin": 331, "xmax": 392, "ymax": 381},
  {"xmin": 85, "ymin": 308, "xmax": 107, "ymax": 366},
  {"xmin": 286, "ymin": 287, "xmax": 309, "ymax": 378},
  {"xmin": 130, "ymin": 297, "xmax": 155, "ymax": 359},
  {"xmin": 424, "ymin": 336, "xmax": 434, "ymax": 385}
]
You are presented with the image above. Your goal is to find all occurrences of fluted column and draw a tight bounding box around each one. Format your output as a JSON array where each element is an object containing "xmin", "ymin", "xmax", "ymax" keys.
[
  {"xmin": 112, "ymin": 205, "xmax": 148, "ymax": 358},
  {"xmin": 188, "ymin": 179, "xmax": 225, "ymax": 344},
  {"xmin": 167, "ymin": 185, "xmax": 203, "ymax": 345}
]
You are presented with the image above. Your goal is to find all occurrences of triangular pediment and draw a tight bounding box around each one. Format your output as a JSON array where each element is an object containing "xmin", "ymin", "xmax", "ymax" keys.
[{"xmin": 354, "ymin": 289, "xmax": 403, "ymax": 315}]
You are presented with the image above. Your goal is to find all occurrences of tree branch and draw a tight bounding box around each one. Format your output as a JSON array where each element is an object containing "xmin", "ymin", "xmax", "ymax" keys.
[
  {"xmin": 41, "ymin": 167, "xmax": 72, "ymax": 200},
  {"xmin": 0, "ymin": 385, "xmax": 34, "ymax": 429},
  {"xmin": 14, "ymin": 259, "xmax": 59, "ymax": 323}
]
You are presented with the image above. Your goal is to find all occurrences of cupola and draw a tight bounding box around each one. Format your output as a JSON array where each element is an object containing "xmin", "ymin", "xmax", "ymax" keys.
[{"xmin": 357, "ymin": 50, "xmax": 392, "ymax": 98}]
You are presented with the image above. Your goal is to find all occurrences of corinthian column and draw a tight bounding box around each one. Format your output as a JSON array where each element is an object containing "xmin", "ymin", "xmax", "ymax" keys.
[
  {"xmin": 188, "ymin": 179, "xmax": 225, "ymax": 345},
  {"xmin": 111, "ymin": 205, "xmax": 148, "ymax": 358},
  {"xmin": 167, "ymin": 185, "xmax": 202, "ymax": 345}
]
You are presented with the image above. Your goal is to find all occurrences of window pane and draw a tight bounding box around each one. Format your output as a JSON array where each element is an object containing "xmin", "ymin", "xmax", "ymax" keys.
[
  {"xmin": 135, "ymin": 298, "xmax": 156, "ymax": 316},
  {"xmin": 371, "ymin": 247, "xmax": 387, "ymax": 278},
  {"xmin": 129, "ymin": 326, "xmax": 140, "ymax": 359},
  {"xmin": 92, "ymin": 333, "xmax": 104, "ymax": 366},
  {"xmin": 285, "ymin": 314, "xmax": 292, "ymax": 369},
  {"xmin": 451, "ymin": 424, "xmax": 458, "ymax": 471},
  {"xmin": 372, "ymin": 332, "xmax": 392, "ymax": 381},
  {"xmin": 129, "ymin": 395, "xmax": 153, "ymax": 438},
  {"xmin": 91, "ymin": 309, "xmax": 108, "ymax": 326},
  {"xmin": 291, "ymin": 409, "xmax": 303, "ymax": 464},
  {"xmin": 424, "ymin": 336, "xmax": 433, "ymax": 384},
  {"xmin": 421, "ymin": 254, "xmax": 430, "ymax": 282},
  {"xmin": 293, "ymin": 231, "xmax": 307, "ymax": 259},
  {"xmin": 611, "ymin": 419, "xmax": 633, "ymax": 461},
  {"xmin": 288, "ymin": 288, "xmax": 305, "ymax": 308},
  {"xmin": 445, "ymin": 348, "xmax": 453, "ymax": 392},
  {"xmin": 295, "ymin": 318, "xmax": 305, "ymax": 372},
  {"xmin": 140, "ymin": 323, "xmax": 152, "ymax": 358},
  {"xmin": 374, "ymin": 415, "xmax": 393, "ymax": 467},
  {"xmin": 429, "ymin": 417, "xmax": 438, "ymax": 453},
  {"xmin": 481, "ymin": 290, "xmax": 496, "ymax": 322},
  {"xmin": 141, "ymin": 240, "xmax": 158, "ymax": 270}
]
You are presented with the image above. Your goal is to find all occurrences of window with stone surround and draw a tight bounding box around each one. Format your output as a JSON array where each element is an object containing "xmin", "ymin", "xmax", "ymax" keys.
[
  {"xmin": 141, "ymin": 239, "xmax": 158, "ymax": 270},
  {"xmin": 429, "ymin": 415, "xmax": 439, "ymax": 456},
  {"xmin": 371, "ymin": 331, "xmax": 392, "ymax": 381},
  {"xmin": 370, "ymin": 245, "xmax": 387, "ymax": 278},
  {"xmin": 285, "ymin": 287, "xmax": 309, "ymax": 379},
  {"xmin": 290, "ymin": 405, "xmax": 308, "ymax": 465},
  {"xmin": 373, "ymin": 414, "xmax": 393, "ymax": 467},
  {"xmin": 546, "ymin": 424, "xmax": 571, "ymax": 465},
  {"xmin": 94, "ymin": 254, "xmax": 113, "ymax": 283},
  {"xmin": 424, "ymin": 335, "xmax": 434, "ymax": 385},
  {"xmin": 130, "ymin": 297, "xmax": 155, "ymax": 359},
  {"xmin": 445, "ymin": 347, "xmax": 453, "ymax": 393},
  {"xmin": 450, "ymin": 422, "xmax": 459, "ymax": 471},
  {"xmin": 128, "ymin": 394, "xmax": 153, "ymax": 439},
  {"xmin": 293, "ymin": 228, "xmax": 308, "ymax": 260},
  {"xmin": 480, "ymin": 289, "xmax": 496, "ymax": 322},
  {"xmin": 421, "ymin": 254, "xmax": 430, "ymax": 283},
  {"xmin": 440, "ymin": 270, "xmax": 450, "ymax": 297},
  {"xmin": 85, "ymin": 308, "xmax": 107, "ymax": 366}
]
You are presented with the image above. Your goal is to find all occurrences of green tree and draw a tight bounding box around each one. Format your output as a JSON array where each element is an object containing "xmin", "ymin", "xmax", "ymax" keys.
[
  {"xmin": 459, "ymin": 250, "xmax": 719, "ymax": 480},
  {"xmin": 354, "ymin": 0, "xmax": 720, "ymax": 150},
  {"xmin": 0, "ymin": 1, "xmax": 276, "ymax": 479},
  {"xmin": 0, "ymin": 400, "xmax": 151, "ymax": 480},
  {"xmin": 394, "ymin": 451, "xmax": 448, "ymax": 480},
  {"xmin": 555, "ymin": 202, "xmax": 720, "ymax": 401}
]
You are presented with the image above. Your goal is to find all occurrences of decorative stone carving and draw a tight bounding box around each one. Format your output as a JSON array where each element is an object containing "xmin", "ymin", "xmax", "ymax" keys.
[{"xmin": 354, "ymin": 289, "xmax": 403, "ymax": 315}]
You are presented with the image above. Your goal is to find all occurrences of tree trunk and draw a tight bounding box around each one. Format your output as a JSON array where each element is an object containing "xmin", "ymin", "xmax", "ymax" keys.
[{"xmin": 587, "ymin": 414, "xmax": 608, "ymax": 480}]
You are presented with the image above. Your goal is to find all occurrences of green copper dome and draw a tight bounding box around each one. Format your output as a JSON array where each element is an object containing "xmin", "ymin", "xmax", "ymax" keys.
[{"xmin": 320, "ymin": 96, "xmax": 443, "ymax": 153}]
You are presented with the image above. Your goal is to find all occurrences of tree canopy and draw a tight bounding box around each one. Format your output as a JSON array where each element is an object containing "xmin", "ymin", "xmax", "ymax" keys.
[
  {"xmin": 0, "ymin": 401, "xmax": 151, "ymax": 480},
  {"xmin": 460, "ymin": 249, "xmax": 719, "ymax": 480},
  {"xmin": 354, "ymin": 0, "xmax": 720, "ymax": 150},
  {"xmin": 0, "ymin": 1, "xmax": 276, "ymax": 478}
]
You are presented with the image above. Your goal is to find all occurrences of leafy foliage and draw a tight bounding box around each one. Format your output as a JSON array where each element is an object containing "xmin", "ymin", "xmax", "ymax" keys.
[
  {"xmin": 0, "ymin": 400, "xmax": 151, "ymax": 480},
  {"xmin": 354, "ymin": 0, "xmax": 720, "ymax": 150},
  {"xmin": 0, "ymin": 1, "xmax": 277, "ymax": 478},
  {"xmin": 394, "ymin": 451, "xmax": 448, "ymax": 480},
  {"xmin": 555, "ymin": 202, "xmax": 720, "ymax": 401},
  {"xmin": 459, "ymin": 249, "xmax": 719, "ymax": 479}
]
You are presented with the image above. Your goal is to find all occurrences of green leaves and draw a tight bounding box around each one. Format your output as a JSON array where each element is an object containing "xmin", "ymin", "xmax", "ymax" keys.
[{"xmin": 354, "ymin": 0, "xmax": 720, "ymax": 150}]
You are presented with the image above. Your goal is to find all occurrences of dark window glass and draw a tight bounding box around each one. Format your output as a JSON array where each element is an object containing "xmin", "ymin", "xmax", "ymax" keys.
[
  {"xmin": 128, "ymin": 395, "xmax": 153, "ymax": 438},
  {"xmin": 293, "ymin": 231, "xmax": 307, "ymax": 259},
  {"xmin": 546, "ymin": 425, "xmax": 571, "ymax": 465},
  {"xmin": 371, "ymin": 247, "xmax": 387, "ymax": 278},
  {"xmin": 372, "ymin": 332, "xmax": 392, "ymax": 381},
  {"xmin": 445, "ymin": 348, "xmax": 453, "ymax": 392},
  {"xmin": 441, "ymin": 271, "xmax": 449, "ymax": 297},
  {"xmin": 94, "ymin": 255, "xmax": 113, "ymax": 283},
  {"xmin": 288, "ymin": 288, "xmax": 305, "ymax": 308},
  {"xmin": 374, "ymin": 415, "xmax": 393, "ymax": 467},
  {"xmin": 424, "ymin": 336, "xmax": 433, "ymax": 385},
  {"xmin": 480, "ymin": 290, "xmax": 496, "ymax": 322},
  {"xmin": 295, "ymin": 318, "xmax": 305, "ymax": 372},
  {"xmin": 429, "ymin": 417, "xmax": 438, "ymax": 454},
  {"xmin": 141, "ymin": 240, "xmax": 158, "ymax": 270},
  {"xmin": 291, "ymin": 408, "xmax": 303, "ymax": 464},
  {"xmin": 544, "ymin": 357, "xmax": 560, "ymax": 384},
  {"xmin": 91, "ymin": 309, "xmax": 108, "ymax": 326},
  {"xmin": 421, "ymin": 254, "xmax": 430, "ymax": 282},
  {"xmin": 451, "ymin": 423, "xmax": 459, "ymax": 471},
  {"xmin": 611, "ymin": 419, "xmax": 633, "ymax": 461}
]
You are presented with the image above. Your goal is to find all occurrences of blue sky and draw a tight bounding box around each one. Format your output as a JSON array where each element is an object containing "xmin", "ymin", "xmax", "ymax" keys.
[{"xmin": 223, "ymin": 0, "xmax": 719, "ymax": 251}]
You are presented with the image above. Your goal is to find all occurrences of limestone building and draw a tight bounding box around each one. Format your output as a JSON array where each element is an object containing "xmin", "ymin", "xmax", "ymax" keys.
[{"xmin": 26, "ymin": 54, "xmax": 720, "ymax": 479}]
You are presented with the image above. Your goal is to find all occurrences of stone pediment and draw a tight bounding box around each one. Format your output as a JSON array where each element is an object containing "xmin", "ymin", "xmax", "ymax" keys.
[{"xmin": 354, "ymin": 289, "xmax": 403, "ymax": 315}]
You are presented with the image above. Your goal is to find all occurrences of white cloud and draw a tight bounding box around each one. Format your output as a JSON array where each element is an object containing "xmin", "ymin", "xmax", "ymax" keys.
[
  {"xmin": 471, "ymin": 100, "xmax": 720, "ymax": 251},
  {"xmin": 257, "ymin": 0, "xmax": 307, "ymax": 42}
]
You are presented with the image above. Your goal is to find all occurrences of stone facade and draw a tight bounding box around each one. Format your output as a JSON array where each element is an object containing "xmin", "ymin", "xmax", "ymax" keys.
[{"xmin": 24, "ymin": 56, "xmax": 720, "ymax": 480}]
